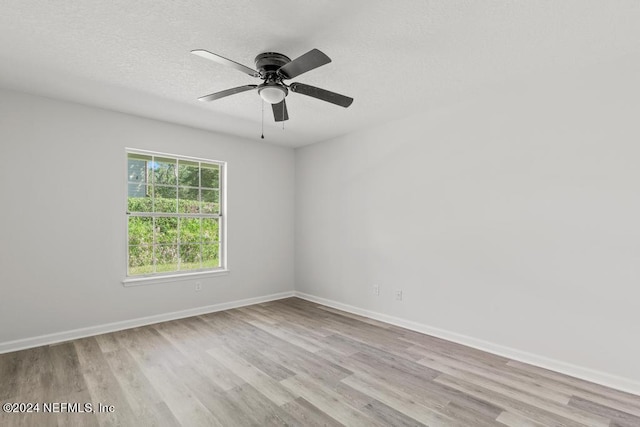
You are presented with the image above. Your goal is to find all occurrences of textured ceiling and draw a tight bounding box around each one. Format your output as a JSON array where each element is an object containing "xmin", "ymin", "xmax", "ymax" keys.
[{"xmin": 1, "ymin": 1, "xmax": 639, "ymax": 147}]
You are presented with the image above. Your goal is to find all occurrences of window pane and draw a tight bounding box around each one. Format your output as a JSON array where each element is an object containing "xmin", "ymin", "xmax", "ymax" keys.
[
  {"xmin": 178, "ymin": 187, "xmax": 199, "ymax": 214},
  {"xmin": 155, "ymin": 217, "xmax": 178, "ymax": 244},
  {"xmin": 202, "ymin": 243, "xmax": 219, "ymax": 268},
  {"xmin": 180, "ymin": 244, "xmax": 201, "ymax": 270},
  {"xmin": 152, "ymin": 157, "xmax": 177, "ymax": 185},
  {"xmin": 155, "ymin": 245, "xmax": 178, "ymax": 272},
  {"xmin": 202, "ymin": 218, "xmax": 218, "ymax": 243},
  {"xmin": 128, "ymin": 155, "xmax": 150, "ymax": 183},
  {"xmin": 180, "ymin": 218, "xmax": 201, "ymax": 243},
  {"xmin": 201, "ymin": 189, "xmax": 219, "ymax": 214},
  {"xmin": 128, "ymin": 185, "xmax": 153, "ymax": 213},
  {"xmin": 154, "ymin": 186, "xmax": 177, "ymax": 213},
  {"xmin": 178, "ymin": 160, "xmax": 200, "ymax": 187},
  {"xmin": 128, "ymin": 182, "xmax": 151, "ymax": 197},
  {"xmin": 128, "ymin": 245, "xmax": 154, "ymax": 275},
  {"xmin": 201, "ymin": 164, "xmax": 219, "ymax": 189},
  {"xmin": 128, "ymin": 216, "xmax": 154, "ymax": 246}
]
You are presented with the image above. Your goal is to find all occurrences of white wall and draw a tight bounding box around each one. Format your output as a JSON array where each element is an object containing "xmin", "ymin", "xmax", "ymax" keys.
[
  {"xmin": 295, "ymin": 56, "xmax": 640, "ymax": 386},
  {"xmin": 0, "ymin": 88, "xmax": 295, "ymax": 344}
]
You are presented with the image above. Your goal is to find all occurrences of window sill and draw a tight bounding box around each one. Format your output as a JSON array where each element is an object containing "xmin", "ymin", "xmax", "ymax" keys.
[{"xmin": 122, "ymin": 269, "xmax": 230, "ymax": 287}]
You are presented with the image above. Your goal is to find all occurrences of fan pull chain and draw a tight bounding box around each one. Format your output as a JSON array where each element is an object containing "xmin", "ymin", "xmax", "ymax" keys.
[
  {"xmin": 261, "ymin": 100, "xmax": 265, "ymax": 139},
  {"xmin": 282, "ymin": 101, "xmax": 285, "ymax": 130}
]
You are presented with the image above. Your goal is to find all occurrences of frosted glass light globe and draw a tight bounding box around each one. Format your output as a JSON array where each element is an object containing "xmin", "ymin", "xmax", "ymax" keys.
[{"xmin": 259, "ymin": 86, "xmax": 286, "ymax": 104}]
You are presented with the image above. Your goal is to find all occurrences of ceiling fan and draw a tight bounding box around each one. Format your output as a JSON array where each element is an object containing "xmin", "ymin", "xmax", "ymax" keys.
[{"xmin": 192, "ymin": 48, "xmax": 354, "ymax": 122}]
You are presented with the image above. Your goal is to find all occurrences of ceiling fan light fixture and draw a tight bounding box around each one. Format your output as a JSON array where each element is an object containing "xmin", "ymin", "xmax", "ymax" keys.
[{"xmin": 258, "ymin": 85, "xmax": 287, "ymax": 104}]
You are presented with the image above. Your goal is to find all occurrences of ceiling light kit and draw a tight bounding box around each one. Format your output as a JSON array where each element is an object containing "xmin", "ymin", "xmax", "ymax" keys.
[{"xmin": 192, "ymin": 48, "xmax": 354, "ymax": 130}]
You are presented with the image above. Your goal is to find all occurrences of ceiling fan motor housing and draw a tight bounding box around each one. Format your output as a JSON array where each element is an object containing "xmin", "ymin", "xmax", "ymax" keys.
[{"xmin": 255, "ymin": 52, "xmax": 291, "ymax": 76}]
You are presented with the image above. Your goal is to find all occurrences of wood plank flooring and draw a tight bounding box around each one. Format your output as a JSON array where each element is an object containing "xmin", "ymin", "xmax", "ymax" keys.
[{"xmin": 1, "ymin": 297, "xmax": 639, "ymax": 426}]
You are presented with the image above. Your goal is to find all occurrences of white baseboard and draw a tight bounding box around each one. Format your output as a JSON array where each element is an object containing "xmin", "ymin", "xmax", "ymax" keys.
[
  {"xmin": 294, "ymin": 291, "xmax": 640, "ymax": 397},
  {"xmin": 0, "ymin": 291, "xmax": 294, "ymax": 354}
]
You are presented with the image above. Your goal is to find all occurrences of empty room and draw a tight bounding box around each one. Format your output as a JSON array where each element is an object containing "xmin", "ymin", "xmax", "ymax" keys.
[{"xmin": 1, "ymin": 1, "xmax": 639, "ymax": 426}]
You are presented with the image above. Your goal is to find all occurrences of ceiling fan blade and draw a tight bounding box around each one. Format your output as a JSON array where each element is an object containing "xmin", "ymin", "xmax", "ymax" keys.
[
  {"xmin": 272, "ymin": 99, "xmax": 289, "ymax": 122},
  {"xmin": 198, "ymin": 85, "xmax": 258, "ymax": 102},
  {"xmin": 277, "ymin": 49, "xmax": 331, "ymax": 79},
  {"xmin": 289, "ymin": 83, "xmax": 353, "ymax": 108},
  {"xmin": 191, "ymin": 49, "xmax": 260, "ymax": 77}
]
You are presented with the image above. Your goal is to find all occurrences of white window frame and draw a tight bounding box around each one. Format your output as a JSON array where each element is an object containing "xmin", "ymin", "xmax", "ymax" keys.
[{"xmin": 123, "ymin": 148, "xmax": 228, "ymax": 286}]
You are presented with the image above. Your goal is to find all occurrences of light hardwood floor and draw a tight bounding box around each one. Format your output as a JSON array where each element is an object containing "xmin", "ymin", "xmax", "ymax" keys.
[{"xmin": 1, "ymin": 297, "xmax": 639, "ymax": 426}]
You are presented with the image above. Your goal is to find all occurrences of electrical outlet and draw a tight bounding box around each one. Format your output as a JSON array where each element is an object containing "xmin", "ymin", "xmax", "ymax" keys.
[
  {"xmin": 373, "ymin": 285, "xmax": 380, "ymax": 296},
  {"xmin": 195, "ymin": 281, "xmax": 202, "ymax": 292},
  {"xmin": 395, "ymin": 290, "xmax": 403, "ymax": 301}
]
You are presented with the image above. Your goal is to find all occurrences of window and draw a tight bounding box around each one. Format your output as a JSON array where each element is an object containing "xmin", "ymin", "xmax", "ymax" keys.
[{"xmin": 126, "ymin": 149, "xmax": 225, "ymax": 280}]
